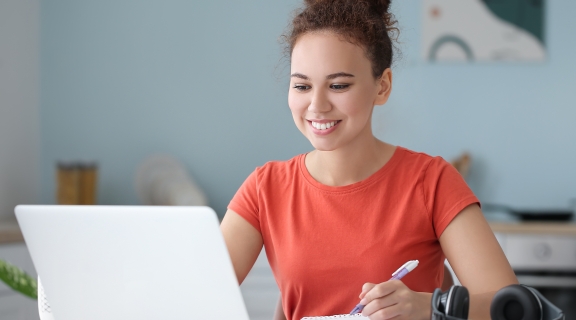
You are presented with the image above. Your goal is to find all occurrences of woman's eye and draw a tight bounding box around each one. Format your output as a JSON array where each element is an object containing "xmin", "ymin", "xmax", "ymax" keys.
[
  {"xmin": 330, "ymin": 84, "xmax": 349, "ymax": 90},
  {"xmin": 293, "ymin": 85, "xmax": 310, "ymax": 91}
]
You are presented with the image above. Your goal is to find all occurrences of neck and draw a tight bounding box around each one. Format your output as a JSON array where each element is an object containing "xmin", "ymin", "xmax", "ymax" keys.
[{"xmin": 305, "ymin": 137, "xmax": 395, "ymax": 187}]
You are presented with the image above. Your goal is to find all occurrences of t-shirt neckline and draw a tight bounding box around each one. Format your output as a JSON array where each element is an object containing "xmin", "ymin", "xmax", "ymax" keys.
[{"xmin": 298, "ymin": 146, "xmax": 405, "ymax": 193}]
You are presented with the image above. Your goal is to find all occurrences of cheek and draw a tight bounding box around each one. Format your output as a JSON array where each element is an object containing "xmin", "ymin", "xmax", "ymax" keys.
[
  {"xmin": 288, "ymin": 91, "xmax": 308, "ymax": 114},
  {"xmin": 335, "ymin": 92, "xmax": 371, "ymax": 117}
]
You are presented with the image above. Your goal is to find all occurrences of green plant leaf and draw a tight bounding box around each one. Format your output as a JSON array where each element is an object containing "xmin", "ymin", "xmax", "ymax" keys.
[{"xmin": 0, "ymin": 259, "xmax": 37, "ymax": 299}]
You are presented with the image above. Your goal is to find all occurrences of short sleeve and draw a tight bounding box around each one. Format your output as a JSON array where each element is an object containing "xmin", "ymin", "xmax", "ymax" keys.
[
  {"xmin": 228, "ymin": 168, "xmax": 261, "ymax": 233},
  {"xmin": 421, "ymin": 157, "xmax": 480, "ymax": 238}
]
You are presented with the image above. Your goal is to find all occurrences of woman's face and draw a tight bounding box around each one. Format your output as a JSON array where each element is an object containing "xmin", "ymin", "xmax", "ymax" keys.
[{"xmin": 288, "ymin": 31, "xmax": 391, "ymax": 152}]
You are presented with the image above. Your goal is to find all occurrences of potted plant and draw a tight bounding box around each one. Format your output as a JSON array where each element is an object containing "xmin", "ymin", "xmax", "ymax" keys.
[{"xmin": 0, "ymin": 259, "xmax": 37, "ymax": 299}]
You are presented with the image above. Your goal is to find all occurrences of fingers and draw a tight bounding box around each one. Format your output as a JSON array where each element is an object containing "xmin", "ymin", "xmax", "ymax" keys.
[
  {"xmin": 358, "ymin": 282, "xmax": 431, "ymax": 320},
  {"xmin": 360, "ymin": 282, "xmax": 376, "ymax": 299},
  {"xmin": 361, "ymin": 290, "xmax": 399, "ymax": 317},
  {"xmin": 366, "ymin": 303, "xmax": 403, "ymax": 320},
  {"xmin": 360, "ymin": 280, "xmax": 402, "ymax": 305}
]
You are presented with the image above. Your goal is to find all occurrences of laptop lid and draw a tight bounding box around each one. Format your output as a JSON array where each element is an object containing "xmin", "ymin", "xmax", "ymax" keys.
[{"xmin": 15, "ymin": 205, "xmax": 249, "ymax": 320}]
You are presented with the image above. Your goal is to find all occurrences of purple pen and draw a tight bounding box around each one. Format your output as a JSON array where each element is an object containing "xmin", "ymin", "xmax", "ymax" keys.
[{"xmin": 349, "ymin": 260, "xmax": 419, "ymax": 315}]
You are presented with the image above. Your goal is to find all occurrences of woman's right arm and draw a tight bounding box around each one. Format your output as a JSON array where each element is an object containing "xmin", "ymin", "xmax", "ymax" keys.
[
  {"xmin": 220, "ymin": 209, "xmax": 264, "ymax": 285},
  {"xmin": 222, "ymin": 210, "xmax": 288, "ymax": 319}
]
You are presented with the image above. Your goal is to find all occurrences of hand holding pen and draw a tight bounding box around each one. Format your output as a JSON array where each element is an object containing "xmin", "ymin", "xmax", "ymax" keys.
[{"xmin": 350, "ymin": 260, "xmax": 418, "ymax": 314}]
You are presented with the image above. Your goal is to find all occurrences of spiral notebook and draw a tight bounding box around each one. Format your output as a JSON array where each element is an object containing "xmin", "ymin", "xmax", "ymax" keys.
[{"xmin": 301, "ymin": 315, "xmax": 368, "ymax": 319}]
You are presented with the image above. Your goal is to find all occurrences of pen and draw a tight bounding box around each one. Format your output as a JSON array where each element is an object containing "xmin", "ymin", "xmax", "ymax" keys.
[{"xmin": 349, "ymin": 260, "xmax": 419, "ymax": 315}]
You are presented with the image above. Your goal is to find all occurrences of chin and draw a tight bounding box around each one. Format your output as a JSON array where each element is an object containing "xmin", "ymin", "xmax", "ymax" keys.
[{"xmin": 309, "ymin": 141, "xmax": 339, "ymax": 152}]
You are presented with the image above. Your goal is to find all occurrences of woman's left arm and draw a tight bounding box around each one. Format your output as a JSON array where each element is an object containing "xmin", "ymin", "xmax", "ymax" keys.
[
  {"xmin": 438, "ymin": 203, "xmax": 518, "ymax": 319},
  {"xmin": 360, "ymin": 204, "xmax": 518, "ymax": 320}
]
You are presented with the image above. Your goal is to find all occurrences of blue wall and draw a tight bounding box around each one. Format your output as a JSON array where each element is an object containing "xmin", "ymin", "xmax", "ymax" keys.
[{"xmin": 41, "ymin": 1, "xmax": 576, "ymax": 217}]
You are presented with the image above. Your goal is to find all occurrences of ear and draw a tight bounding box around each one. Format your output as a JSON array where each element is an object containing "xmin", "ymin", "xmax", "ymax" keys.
[{"xmin": 374, "ymin": 68, "xmax": 393, "ymax": 106}]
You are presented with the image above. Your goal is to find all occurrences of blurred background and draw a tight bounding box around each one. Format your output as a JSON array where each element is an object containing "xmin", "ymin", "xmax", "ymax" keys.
[
  {"xmin": 3, "ymin": 0, "xmax": 576, "ymax": 218},
  {"xmin": 1, "ymin": 0, "xmax": 576, "ymax": 319}
]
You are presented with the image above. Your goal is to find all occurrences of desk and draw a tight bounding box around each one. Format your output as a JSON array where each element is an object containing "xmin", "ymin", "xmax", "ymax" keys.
[
  {"xmin": 490, "ymin": 222, "xmax": 576, "ymax": 236},
  {"xmin": 0, "ymin": 217, "xmax": 24, "ymax": 244}
]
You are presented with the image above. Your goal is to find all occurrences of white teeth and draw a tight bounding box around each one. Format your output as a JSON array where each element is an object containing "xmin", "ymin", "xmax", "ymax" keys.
[{"xmin": 311, "ymin": 121, "xmax": 338, "ymax": 130}]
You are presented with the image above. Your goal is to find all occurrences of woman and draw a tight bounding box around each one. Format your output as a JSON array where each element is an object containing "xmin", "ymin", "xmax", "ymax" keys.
[{"xmin": 221, "ymin": 0, "xmax": 518, "ymax": 319}]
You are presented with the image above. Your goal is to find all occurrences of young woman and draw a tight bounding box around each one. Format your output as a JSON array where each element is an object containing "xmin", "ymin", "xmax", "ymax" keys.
[{"xmin": 220, "ymin": 0, "xmax": 518, "ymax": 319}]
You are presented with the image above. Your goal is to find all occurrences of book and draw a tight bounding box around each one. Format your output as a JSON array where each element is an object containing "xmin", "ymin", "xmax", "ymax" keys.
[{"xmin": 301, "ymin": 315, "xmax": 368, "ymax": 319}]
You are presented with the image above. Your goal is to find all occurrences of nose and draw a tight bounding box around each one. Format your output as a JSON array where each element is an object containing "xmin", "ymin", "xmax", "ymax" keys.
[{"xmin": 308, "ymin": 88, "xmax": 332, "ymax": 113}]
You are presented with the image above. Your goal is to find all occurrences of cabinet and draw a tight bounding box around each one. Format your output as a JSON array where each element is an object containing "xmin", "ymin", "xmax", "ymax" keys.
[
  {"xmin": 490, "ymin": 222, "xmax": 576, "ymax": 318},
  {"xmin": 0, "ymin": 243, "xmax": 39, "ymax": 320}
]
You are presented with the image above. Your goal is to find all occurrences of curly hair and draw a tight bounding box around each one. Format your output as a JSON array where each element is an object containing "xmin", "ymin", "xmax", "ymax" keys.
[{"xmin": 283, "ymin": 0, "xmax": 399, "ymax": 79}]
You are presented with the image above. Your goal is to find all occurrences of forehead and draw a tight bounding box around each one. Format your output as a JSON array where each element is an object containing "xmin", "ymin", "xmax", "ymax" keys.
[{"xmin": 290, "ymin": 31, "xmax": 372, "ymax": 77}]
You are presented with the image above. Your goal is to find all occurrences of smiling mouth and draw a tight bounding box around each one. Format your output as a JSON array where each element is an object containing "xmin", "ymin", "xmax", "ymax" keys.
[{"xmin": 308, "ymin": 120, "xmax": 341, "ymax": 131}]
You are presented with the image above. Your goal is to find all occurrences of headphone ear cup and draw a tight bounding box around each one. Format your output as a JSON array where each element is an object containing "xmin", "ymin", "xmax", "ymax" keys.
[
  {"xmin": 445, "ymin": 285, "xmax": 470, "ymax": 319},
  {"xmin": 490, "ymin": 284, "xmax": 542, "ymax": 320}
]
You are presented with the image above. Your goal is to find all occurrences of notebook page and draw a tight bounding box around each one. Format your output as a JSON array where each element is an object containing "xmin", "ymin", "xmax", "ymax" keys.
[{"xmin": 301, "ymin": 314, "xmax": 368, "ymax": 319}]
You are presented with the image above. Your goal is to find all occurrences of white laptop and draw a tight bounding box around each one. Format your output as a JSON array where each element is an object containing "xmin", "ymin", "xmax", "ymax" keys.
[{"xmin": 15, "ymin": 205, "xmax": 250, "ymax": 320}]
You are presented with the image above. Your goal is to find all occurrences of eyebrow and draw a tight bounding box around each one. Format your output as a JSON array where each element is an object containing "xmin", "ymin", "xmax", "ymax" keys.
[
  {"xmin": 290, "ymin": 73, "xmax": 309, "ymax": 80},
  {"xmin": 290, "ymin": 72, "xmax": 355, "ymax": 80},
  {"xmin": 326, "ymin": 72, "xmax": 355, "ymax": 80}
]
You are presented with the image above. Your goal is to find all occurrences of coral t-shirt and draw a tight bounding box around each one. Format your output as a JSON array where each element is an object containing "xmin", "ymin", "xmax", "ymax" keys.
[{"xmin": 228, "ymin": 146, "xmax": 479, "ymax": 320}]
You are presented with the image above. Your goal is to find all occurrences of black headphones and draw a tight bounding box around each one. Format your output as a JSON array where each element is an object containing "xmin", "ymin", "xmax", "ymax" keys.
[
  {"xmin": 431, "ymin": 285, "xmax": 470, "ymax": 320},
  {"xmin": 431, "ymin": 284, "xmax": 564, "ymax": 320},
  {"xmin": 490, "ymin": 284, "xmax": 564, "ymax": 320}
]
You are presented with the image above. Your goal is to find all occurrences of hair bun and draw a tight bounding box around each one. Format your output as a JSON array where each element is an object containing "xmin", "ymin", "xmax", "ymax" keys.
[
  {"xmin": 289, "ymin": 0, "xmax": 399, "ymax": 75},
  {"xmin": 366, "ymin": 0, "xmax": 391, "ymax": 17},
  {"xmin": 304, "ymin": 0, "xmax": 391, "ymax": 15},
  {"xmin": 303, "ymin": 0, "xmax": 325, "ymax": 6}
]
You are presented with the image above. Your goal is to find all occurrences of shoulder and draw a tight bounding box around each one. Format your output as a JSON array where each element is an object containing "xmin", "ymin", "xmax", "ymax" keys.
[
  {"xmin": 231, "ymin": 154, "xmax": 305, "ymax": 208},
  {"xmin": 253, "ymin": 154, "xmax": 304, "ymax": 183},
  {"xmin": 395, "ymin": 146, "xmax": 451, "ymax": 175}
]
